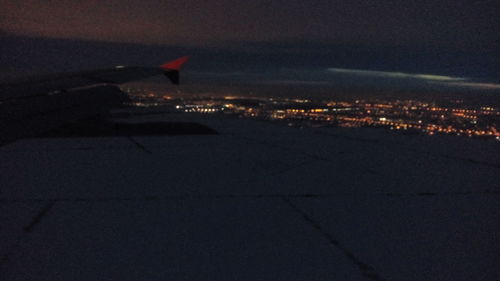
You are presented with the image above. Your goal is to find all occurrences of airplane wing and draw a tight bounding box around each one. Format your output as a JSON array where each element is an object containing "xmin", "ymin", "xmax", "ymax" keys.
[{"xmin": 0, "ymin": 56, "xmax": 189, "ymax": 145}]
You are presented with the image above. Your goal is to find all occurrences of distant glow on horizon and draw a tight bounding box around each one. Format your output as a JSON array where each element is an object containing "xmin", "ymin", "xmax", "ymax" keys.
[
  {"xmin": 445, "ymin": 82, "xmax": 500, "ymax": 90},
  {"xmin": 327, "ymin": 68, "xmax": 466, "ymax": 82},
  {"xmin": 260, "ymin": 80, "xmax": 330, "ymax": 85}
]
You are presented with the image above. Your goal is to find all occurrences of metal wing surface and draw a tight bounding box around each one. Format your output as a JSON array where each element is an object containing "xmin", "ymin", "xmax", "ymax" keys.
[{"xmin": 0, "ymin": 56, "xmax": 189, "ymax": 145}]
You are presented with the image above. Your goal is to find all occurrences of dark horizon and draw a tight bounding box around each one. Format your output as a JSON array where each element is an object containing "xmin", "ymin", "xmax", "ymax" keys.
[{"xmin": 1, "ymin": 34, "xmax": 499, "ymax": 92}]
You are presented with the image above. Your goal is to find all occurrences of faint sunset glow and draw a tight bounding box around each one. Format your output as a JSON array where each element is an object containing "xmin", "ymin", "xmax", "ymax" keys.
[
  {"xmin": 446, "ymin": 82, "xmax": 500, "ymax": 90},
  {"xmin": 327, "ymin": 68, "xmax": 466, "ymax": 82}
]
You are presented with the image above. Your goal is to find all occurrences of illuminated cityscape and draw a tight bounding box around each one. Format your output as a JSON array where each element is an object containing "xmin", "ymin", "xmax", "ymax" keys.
[{"xmin": 123, "ymin": 87, "xmax": 500, "ymax": 141}]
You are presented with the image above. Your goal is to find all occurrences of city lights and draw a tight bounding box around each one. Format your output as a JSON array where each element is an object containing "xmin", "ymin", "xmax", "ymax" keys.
[{"xmin": 123, "ymin": 87, "xmax": 500, "ymax": 141}]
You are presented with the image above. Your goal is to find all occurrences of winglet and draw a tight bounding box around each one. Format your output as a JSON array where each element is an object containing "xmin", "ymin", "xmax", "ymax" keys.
[
  {"xmin": 160, "ymin": 56, "xmax": 190, "ymax": 71},
  {"xmin": 160, "ymin": 56, "xmax": 189, "ymax": 85}
]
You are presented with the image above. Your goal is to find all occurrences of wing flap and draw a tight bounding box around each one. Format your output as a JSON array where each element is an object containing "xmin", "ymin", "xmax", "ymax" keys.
[{"xmin": 0, "ymin": 85, "xmax": 128, "ymax": 145}]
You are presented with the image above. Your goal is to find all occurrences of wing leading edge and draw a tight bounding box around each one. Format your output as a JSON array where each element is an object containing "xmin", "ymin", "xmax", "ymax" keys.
[{"xmin": 0, "ymin": 56, "xmax": 190, "ymax": 101}]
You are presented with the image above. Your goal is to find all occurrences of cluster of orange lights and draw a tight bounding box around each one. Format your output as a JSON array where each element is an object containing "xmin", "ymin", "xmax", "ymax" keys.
[
  {"xmin": 286, "ymin": 109, "xmax": 329, "ymax": 113},
  {"xmin": 346, "ymin": 117, "xmax": 499, "ymax": 137},
  {"xmin": 268, "ymin": 106, "xmax": 499, "ymax": 138},
  {"xmin": 126, "ymin": 89, "xmax": 499, "ymax": 140}
]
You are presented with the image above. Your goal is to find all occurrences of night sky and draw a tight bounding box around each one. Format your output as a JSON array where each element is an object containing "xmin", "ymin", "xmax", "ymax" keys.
[
  {"xmin": 1, "ymin": 0, "xmax": 499, "ymax": 89},
  {"xmin": 2, "ymin": 0, "xmax": 499, "ymax": 47}
]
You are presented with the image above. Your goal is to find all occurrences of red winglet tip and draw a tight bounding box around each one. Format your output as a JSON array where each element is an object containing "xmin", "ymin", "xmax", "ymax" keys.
[{"xmin": 160, "ymin": 56, "xmax": 189, "ymax": 71}]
